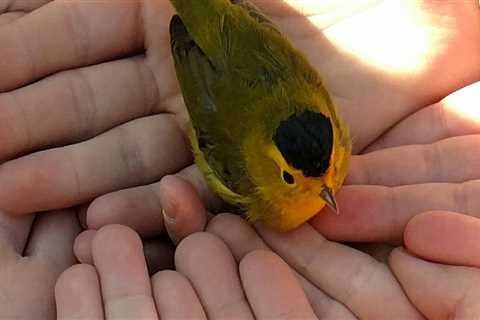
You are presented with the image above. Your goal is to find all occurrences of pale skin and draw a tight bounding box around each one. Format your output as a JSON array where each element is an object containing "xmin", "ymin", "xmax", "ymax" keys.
[
  {"xmin": 62, "ymin": 211, "xmax": 480, "ymax": 319},
  {"xmin": 0, "ymin": 0, "xmax": 479, "ymax": 318}
]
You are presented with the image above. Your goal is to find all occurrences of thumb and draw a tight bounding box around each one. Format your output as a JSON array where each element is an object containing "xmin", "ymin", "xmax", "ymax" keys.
[
  {"xmin": 404, "ymin": 211, "xmax": 480, "ymax": 267},
  {"xmin": 159, "ymin": 171, "xmax": 211, "ymax": 244}
]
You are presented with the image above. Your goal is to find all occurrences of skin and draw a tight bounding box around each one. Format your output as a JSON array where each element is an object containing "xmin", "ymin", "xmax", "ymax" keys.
[
  {"xmin": 0, "ymin": 210, "xmax": 80, "ymax": 319},
  {"xmin": 0, "ymin": 0, "xmax": 477, "ymax": 226},
  {"xmin": 57, "ymin": 225, "xmax": 318, "ymax": 320},
  {"xmin": 61, "ymin": 216, "xmax": 480, "ymax": 319}
]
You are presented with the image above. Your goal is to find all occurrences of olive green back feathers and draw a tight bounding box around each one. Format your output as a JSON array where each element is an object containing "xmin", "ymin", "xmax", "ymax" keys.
[{"xmin": 168, "ymin": 0, "xmax": 351, "ymax": 223}]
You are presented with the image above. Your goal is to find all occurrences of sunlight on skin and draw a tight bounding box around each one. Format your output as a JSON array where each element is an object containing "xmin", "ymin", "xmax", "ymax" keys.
[
  {"xmin": 320, "ymin": 0, "xmax": 438, "ymax": 75},
  {"xmin": 279, "ymin": 0, "xmax": 381, "ymax": 27},
  {"xmin": 443, "ymin": 82, "xmax": 480, "ymax": 124}
]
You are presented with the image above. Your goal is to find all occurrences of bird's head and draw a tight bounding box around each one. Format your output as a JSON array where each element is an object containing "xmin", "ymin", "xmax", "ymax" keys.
[{"xmin": 244, "ymin": 110, "xmax": 350, "ymax": 231}]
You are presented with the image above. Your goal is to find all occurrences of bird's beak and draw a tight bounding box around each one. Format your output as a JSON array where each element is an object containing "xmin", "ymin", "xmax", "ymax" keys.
[{"xmin": 320, "ymin": 187, "xmax": 338, "ymax": 215}]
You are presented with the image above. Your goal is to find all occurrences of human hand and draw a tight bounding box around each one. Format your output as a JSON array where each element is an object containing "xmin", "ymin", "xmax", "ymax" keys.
[
  {"xmin": 206, "ymin": 213, "xmax": 423, "ymax": 319},
  {"xmin": 83, "ymin": 0, "xmax": 480, "ymax": 244},
  {"xmin": 106, "ymin": 80, "xmax": 480, "ymax": 248},
  {"xmin": 1, "ymin": 0, "xmax": 478, "ymax": 237},
  {"xmin": 313, "ymin": 81, "xmax": 480, "ymax": 243},
  {"xmin": 73, "ymin": 83, "xmax": 480, "ymax": 273},
  {"xmin": 0, "ymin": 209, "xmax": 79, "ymax": 319},
  {"xmin": 57, "ymin": 224, "xmax": 319, "ymax": 319},
  {"xmin": 389, "ymin": 210, "xmax": 480, "ymax": 318}
]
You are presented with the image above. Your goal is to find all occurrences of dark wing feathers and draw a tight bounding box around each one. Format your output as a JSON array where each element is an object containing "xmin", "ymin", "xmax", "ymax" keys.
[
  {"xmin": 169, "ymin": 2, "xmax": 284, "ymax": 191},
  {"xmin": 169, "ymin": 15, "xmax": 218, "ymax": 115}
]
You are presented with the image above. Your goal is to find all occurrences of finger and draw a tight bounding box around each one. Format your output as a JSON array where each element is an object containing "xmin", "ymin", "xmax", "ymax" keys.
[
  {"xmin": 87, "ymin": 184, "xmax": 166, "ymax": 238},
  {"xmin": 390, "ymin": 247, "xmax": 480, "ymax": 319},
  {"xmin": 311, "ymin": 181, "xmax": 480, "ymax": 243},
  {"xmin": 92, "ymin": 224, "xmax": 158, "ymax": 319},
  {"xmin": 348, "ymin": 135, "xmax": 480, "ymax": 186},
  {"xmin": 258, "ymin": 223, "xmax": 422, "ymax": 319},
  {"xmin": 86, "ymin": 165, "xmax": 220, "ymax": 238},
  {"xmin": 207, "ymin": 214, "xmax": 356, "ymax": 319},
  {"xmin": 240, "ymin": 250, "xmax": 317, "ymax": 319},
  {"xmin": 160, "ymin": 175, "xmax": 208, "ymax": 244},
  {"xmin": 175, "ymin": 232, "xmax": 253, "ymax": 319},
  {"xmin": 207, "ymin": 214, "xmax": 269, "ymax": 261},
  {"xmin": 74, "ymin": 229, "xmax": 96, "ymax": 264},
  {"xmin": 0, "ymin": 114, "xmax": 191, "ymax": 215},
  {"xmin": 0, "ymin": 0, "xmax": 51, "ymax": 13},
  {"xmin": 366, "ymin": 81, "xmax": 480, "ymax": 151},
  {"xmin": 75, "ymin": 229, "xmax": 175, "ymax": 274},
  {"xmin": 55, "ymin": 264, "xmax": 103, "ymax": 320},
  {"xmin": 0, "ymin": 0, "xmax": 144, "ymax": 91},
  {"xmin": 0, "ymin": 57, "xmax": 160, "ymax": 161},
  {"xmin": 152, "ymin": 270, "xmax": 207, "ymax": 320},
  {"xmin": 0, "ymin": 210, "xmax": 34, "ymax": 256},
  {"xmin": 405, "ymin": 211, "xmax": 480, "ymax": 267},
  {"xmin": 24, "ymin": 210, "xmax": 80, "ymax": 273}
]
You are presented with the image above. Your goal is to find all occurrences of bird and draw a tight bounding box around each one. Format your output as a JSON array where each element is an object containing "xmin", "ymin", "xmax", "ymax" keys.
[{"xmin": 168, "ymin": 0, "xmax": 351, "ymax": 231}]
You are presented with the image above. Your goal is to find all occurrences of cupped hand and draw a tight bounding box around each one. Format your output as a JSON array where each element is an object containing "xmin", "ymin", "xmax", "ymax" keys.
[
  {"xmin": 73, "ymin": 180, "xmax": 422, "ymax": 319},
  {"xmin": 0, "ymin": 209, "xmax": 80, "ymax": 319},
  {"xmin": 0, "ymin": 0, "xmax": 478, "ymax": 241},
  {"xmin": 388, "ymin": 210, "xmax": 480, "ymax": 318},
  {"xmin": 207, "ymin": 213, "xmax": 422, "ymax": 319},
  {"xmin": 56, "ymin": 224, "xmax": 318, "ymax": 319},
  {"xmin": 313, "ymin": 81, "xmax": 480, "ymax": 243}
]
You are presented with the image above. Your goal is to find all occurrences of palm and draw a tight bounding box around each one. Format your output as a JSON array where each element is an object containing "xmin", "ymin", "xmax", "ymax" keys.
[
  {"xmin": 0, "ymin": 211, "xmax": 79, "ymax": 320},
  {"xmin": 144, "ymin": 0, "xmax": 479, "ymax": 147},
  {"xmin": 142, "ymin": 0, "xmax": 480, "ymax": 244},
  {"xmin": 0, "ymin": 0, "xmax": 478, "ymax": 238},
  {"xmin": 259, "ymin": 0, "xmax": 479, "ymax": 151}
]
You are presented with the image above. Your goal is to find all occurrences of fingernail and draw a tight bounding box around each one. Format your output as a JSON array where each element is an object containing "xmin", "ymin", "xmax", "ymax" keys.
[{"xmin": 162, "ymin": 207, "xmax": 176, "ymax": 224}]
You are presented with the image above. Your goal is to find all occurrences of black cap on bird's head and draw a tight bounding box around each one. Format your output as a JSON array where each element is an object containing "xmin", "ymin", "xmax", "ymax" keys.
[
  {"xmin": 273, "ymin": 110, "xmax": 334, "ymax": 178},
  {"xmin": 273, "ymin": 110, "xmax": 338, "ymax": 213}
]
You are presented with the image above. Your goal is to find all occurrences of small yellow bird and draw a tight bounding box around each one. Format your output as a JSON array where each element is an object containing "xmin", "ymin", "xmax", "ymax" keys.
[{"xmin": 169, "ymin": 0, "xmax": 351, "ymax": 231}]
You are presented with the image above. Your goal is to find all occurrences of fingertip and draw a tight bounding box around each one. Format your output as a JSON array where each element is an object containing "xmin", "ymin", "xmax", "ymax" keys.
[
  {"xmin": 86, "ymin": 194, "xmax": 126, "ymax": 230},
  {"xmin": 405, "ymin": 211, "xmax": 480, "ymax": 267},
  {"xmin": 74, "ymin": 230, "xmax": 96, "ymax": 264},
  {"xmin": 388, "ymin": 247, "xmax": 411, "ymax": 269},
  {"xmin": 207, "ymin": 213, "xmax": 267, "ymax": 261},
  {"xmin": 239, "ymin": 250, "xmax": 278, "ymax": 276},
  {"xmin": 159, "ymin": 175, "xmax": 207, "ymax": 244},
  {"xmin": 94, "ymin": 223, "xmax": 141, "ymax": 244},
  {"xmin": 206, "ymin": 213, "xmax": 243, "ymax": 238},
  {"xmin": 55, "ymin": 264, "xmax": 103, "ymax": 319},
  {"xmin": 404, "ymin": 211, "xmax": 444, "ymax": 249},
  {"xmin": 56, "ymin": 263, "xmax": 98, "ymax": 295},
  {"xmin": 175, "ymin": 232, "xmax": 223, "ymax": 264},
  {"xmin": 174, "ymin": 232, "xmax": 234, "ymax": 275},
  {"xmin": 87, "ymin": 186, "xmax": 165, "ymax": 238},
  {"xmin": 92, "ymin": 224, "xmax": 143, "ymax": 261}
]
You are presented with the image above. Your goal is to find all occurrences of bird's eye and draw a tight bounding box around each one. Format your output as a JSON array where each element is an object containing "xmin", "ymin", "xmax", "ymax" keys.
[{"xmin": 282, "ymin": 171, "xmax": 295, "ymax": 185}]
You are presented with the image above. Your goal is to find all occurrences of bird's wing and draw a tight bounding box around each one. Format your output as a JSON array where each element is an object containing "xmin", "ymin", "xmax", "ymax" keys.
[{"xmin": 170, "ymin": 15, "xmax": 250, "ymax": 206}]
